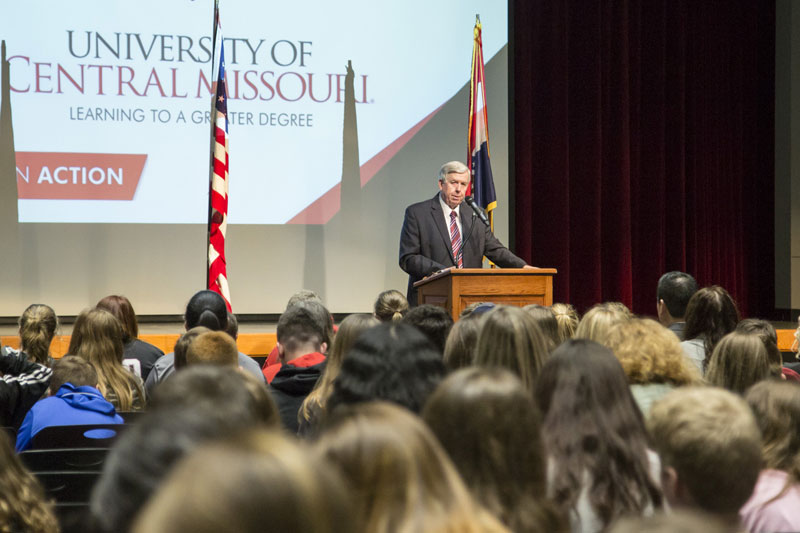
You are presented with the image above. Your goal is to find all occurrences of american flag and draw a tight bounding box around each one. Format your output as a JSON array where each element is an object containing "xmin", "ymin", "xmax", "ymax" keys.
[
  {"xmin": 207, "ymin": 8, "xmax": 231, "ymax": 311},
  {"xmin": 467, "ymin": 15, "xmax": 497, "ymax": 228}
]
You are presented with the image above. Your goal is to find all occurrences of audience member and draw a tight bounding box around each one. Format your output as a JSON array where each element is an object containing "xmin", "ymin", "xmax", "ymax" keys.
[
  {"xmin": 373, "ymin": 289, "xmax": 409, "ymax": 322},
  {"xmin": 574, "ymin": 302, "xmax": 631, "ymax": 346},
  {"xmin": 402, "ymin": 304, "xmax": 454, "ymax": 354},
  {"xmin": 132, "ymin": 430, "xmax": 356, "ymax": 533},
  {"xmin": 145, "ymin": 290, "xmax": 264, "ymax": 395},
  {"xmin": 647, "ymin": 387, "xmax": 761, "ymax": 527},
  {"xmin": 11, "ymin": 303, "xmax": 58, "ymax": 366},
  {"xmin": 16, "ymin": 355, "xmax": 123, "ymax": 451},
  {"xmin": 0, "ymin": 345, "xmax": 52, "ymax": 428},
  {"xmin": 442, "ymin": 316, "xmax": 482, "ymax": 370},
  {"xmin": 550, "ymin": 302, "xmax": 579, "ymax": 344},
  {"xmin": 736, "ymin": 318, "xmax": 784, "ymax": 379},
  {"xmin": 315, "ymin": 402, "xmax": 509, "ymax": 533},
  {"xmin": 327, "ymin": 323, "xmax": 445, "ymax": 415},
  {"xmin": 740, "ymin": 381, "xmax": 800, "ymax": 532},
  {"xmin": 423, "ymin": 368, "xmax": 565, "ymax": 532},
  {"xmin": 68, "ymin": 308, "xmax": 145, "ymax": 411},
  {"xmin": 655, "ymin": 271, "xmax": 698, "ymax": 341},
  {"xmin": 225, "ymin": 310, "xmax": 238, "ymax": 339},
  {"xmin": 608, "ymin": 510, "xmax": 730, "ymax": 533},
  {"xmin": 0, "ymin": 433, "xmax": 59, "ymax": 533},
  {"xmin": 681, "ymin": 285, "xmax": 739, "ymax": 374},
  {"xmin": 605, "ymin": 318, "xmax": 700, "ymax": 416},
  {"xmin": 535, "ymin": 339, "xmax": 662, "ymax": 532},
  {"xmin": 173, "ymin": 326, "xmax": 211, "ymax": 370},
  {"xmin": 185, "ymin": 330, "xmax": 239, "ymax": 367},
  {"xmin": 263, "ymin": 290, "xmax": 333, "ymax": 368},
  {"xmin": 298, "ymin": 313, "xmax": 379, "ymax": 436},
  {"xmin": 523, "ymin": 304, "xmax": 561, "ymax": 350},
  {"xmin": 91, "ymin": 367, "xmax": 278, "ymax": 533},
  {"xmin": 474, "ymin": 306, "xmax": 549, "ymax": 395},
  {"xmin": 459, "ymin": 301, "xmax": 491, "ymax": 319},
  {"xmin": 97, "ymin": 295, "xmax": 164, "ymax": 381},
  {"xmin": 268, "ymin": 301, "xmax": 330, "ymax": 433},
  {"xmin": 705, "ymin": 331, "xmax": 771, "ymax": 394}
]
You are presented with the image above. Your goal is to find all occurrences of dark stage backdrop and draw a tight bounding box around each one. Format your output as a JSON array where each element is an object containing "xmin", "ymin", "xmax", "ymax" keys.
[{"xmin": 512, "ymin": 0, "xmax": 776, "ymax": 317}]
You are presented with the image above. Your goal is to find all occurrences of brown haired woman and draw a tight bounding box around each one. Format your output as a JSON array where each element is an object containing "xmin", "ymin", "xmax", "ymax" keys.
[
  {"xmin": 69, "ymin": 308, "xmax": 145, "ymax": 411},
  {"xmin": 706, "ymin": 331, "xmax": 771, "ymax": 395},
  {"xmin": 373, "ymin": 289, "xmax": 409, "ymax": 322},
  {"xmin": 97, "ymin": 294, "xmax": 164, "ymax": 382},
  {"xmin": 740, "ymin": 381, "xmax": 800, "ymax": 532},
  {"xmin": 423, "ymin": 367, "xmax": 566, "ymax": 532},
  {"xmin": 13, "ymin": 304, "xmax": 58, "ymax": 366},
  {"xmin": 681, "ymin": 285, "xmax": 740, "ymax": 374},
  {"xmin": 315, "ymin": 402, "xmax": 509, "ymax": 533},
  {"xmin": 0, "ymin": 433, "xmax": 58, "ymax": 533}
]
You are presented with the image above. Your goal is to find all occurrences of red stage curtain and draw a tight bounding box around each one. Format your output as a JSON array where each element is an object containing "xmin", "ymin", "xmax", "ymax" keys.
[{"xmin": 512, "ymin": 0, "xmax": 775, "ymax": 317}]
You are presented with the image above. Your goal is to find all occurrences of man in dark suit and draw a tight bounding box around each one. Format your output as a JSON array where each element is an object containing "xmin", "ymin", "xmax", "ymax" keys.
[{"xmin": 399, "ymin": 161, "xmax": 529, "ymax": 306}]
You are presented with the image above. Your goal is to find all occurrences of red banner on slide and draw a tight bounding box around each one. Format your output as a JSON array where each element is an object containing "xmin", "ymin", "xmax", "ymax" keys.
[{"xmin": 15, "ymin": 152, "xmax": 146, "ymax": 200}]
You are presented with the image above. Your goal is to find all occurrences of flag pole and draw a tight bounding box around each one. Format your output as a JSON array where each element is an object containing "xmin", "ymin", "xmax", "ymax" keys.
[{"xmin": 206, "ymin": 0, "xmax": 220, "ymax": 290}]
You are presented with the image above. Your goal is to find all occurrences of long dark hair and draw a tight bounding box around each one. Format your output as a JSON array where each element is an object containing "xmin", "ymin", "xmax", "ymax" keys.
[
  {"xmin": 682, "ymin": 286, "xmax": 740, "ymax": 369},
  {"xmin": 535, "ymin": 339, "xmax": 662, "ymax": 529},
  {"xmin": 185, "ymin": 290, "xmax": 228, "ymax": 331}
]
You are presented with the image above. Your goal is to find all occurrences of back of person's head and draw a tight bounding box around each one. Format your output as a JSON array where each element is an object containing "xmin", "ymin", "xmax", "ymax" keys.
[
  {"xmin": 474, "ymin": 305, "xmax": 549, "ymax": 394},
  {"xmin": 225, "ymin": 311, "xmax": 238, "ymax": 340},
  {"xmin": 705, "ymin": 331, "xmax": 770, "ymax": 394},
  {"xmin": 68, "ymin": 307, "xmax": 142, "ymax": 411},
  {"xmin": 50, "ymin": 355, "xmax": 98, "ymax": 393},
  {"xmin": 534, "ymin": 339, "xmax": 660, "ymax": 528},
  {"xmin": 327, "ymin": 323, "xmax": 445, "ymax": 414},
  {"xmin": 423, "ymin": 368, "xmax": 563, "ymax": 532},
  {"xmin": 277, "ymin": 300, "xmax": 329, "ymax": 357},
  {"xmin": 174, "ymin": 326, "xmax": 211, "ymax": 370},
  {"xmin": 373, "ymin": 289, "xmax": 409, "ymax": 322},
  {"xmin": 148, "ymin": 365, "xmax": 279, "ymax": 427},
  {"xmin": 402, "ymin": 304, "xmax": 454, "ymax": 354},
  {"xmin": 315, "ymin": 402, "xmax": 507, "ymax": 533},
  {"xmin": 285, "ymin": 289, "xmax": 322, "ymax": 309},
  {"xmin": 736, "ymin": 318, "xmax": 783, "ymax": 378},
  {"xmin": 522, "ymin": 304, "xmax": 561, "ymax": 350},
  {"xmin": 96, "ymin": 295, "xmax": 138, "ymax": 342},
  {"xmin": 574, "ymin": 302, "xmax": 631, "ymax": 346},
  {"xmin": 682, "ymin": 285, "xmax": 740, "ymax": 364},
  {"xmin": 550, "ymin": 302, "xmax": 579, "ymax": 344},
  {"xmin": 185, "ymin": 331, "xmax": 238, "ymax": 367},
  {"xmin": 647, "ymin": 387, "xmax": 762, "ymax": 515},
  {"xmin": 18, "ymin": 303, "xmax": 58, "ymax": 366},
  {"xmin": 0, "ymin": 433, "xmax": 59, "ymax": 533},
  {"xmin": 745, "ymin": 380, "xmax": 800, "ymax": 482},
  {"xmin": 459, "ymin": 301, "xmax": 492, "ymax": 319},
  {"xmin": 442, "ymin": 316, "xmax": 482, "ymax": 370},
  {"xmin": 184, "ymin": 290, "xmax": 228, "ymax": 331},
  {"xmin": 133, "ymin": 430, "xmax": 355, "ymax": 533},
  {"xmin": 656, "ymin": 272, "xmax": 698, "ymax": 319},
  {"xmin": 605, "ymin": 318, "xmax": 699, "ymax": 386},
  {"xmin": 92, "ymin": 378, "xmax": 279, "ymax": 533},
  {"xmin": 299, "ymin": 314, "xmax": 379, "ymax": 428}
]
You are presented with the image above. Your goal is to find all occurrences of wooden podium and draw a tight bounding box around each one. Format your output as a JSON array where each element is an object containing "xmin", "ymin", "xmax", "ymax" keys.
[{"xmin": 413, "ymin": 268, "xmax": 558, "ymax": 321}]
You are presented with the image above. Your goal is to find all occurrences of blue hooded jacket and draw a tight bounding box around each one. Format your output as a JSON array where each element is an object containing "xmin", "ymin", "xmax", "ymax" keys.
[{"xmin": 15, "ymin": 382, "xmax": 124, "ymax": 452}]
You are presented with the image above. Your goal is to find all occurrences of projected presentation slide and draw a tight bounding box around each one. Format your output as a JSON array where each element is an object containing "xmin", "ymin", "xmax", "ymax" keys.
[{"xmin": 2, "ymin": 1, "xmax": 507, "ymax": 224}]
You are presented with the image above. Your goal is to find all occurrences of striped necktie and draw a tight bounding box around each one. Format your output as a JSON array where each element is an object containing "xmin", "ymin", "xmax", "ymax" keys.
[{"xmin": 450, "ymin": 211, "xmax": 463, "ymax": 268}]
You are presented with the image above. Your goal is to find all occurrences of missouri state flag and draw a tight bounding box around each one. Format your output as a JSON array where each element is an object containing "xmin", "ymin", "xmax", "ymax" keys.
[
  {"xmin": 208, "ymin": 4, "xmax": 232, "ymax": 310},
  {"xmin": 467, "ymin": 15, "xmax": 497, "ymax": 227}
]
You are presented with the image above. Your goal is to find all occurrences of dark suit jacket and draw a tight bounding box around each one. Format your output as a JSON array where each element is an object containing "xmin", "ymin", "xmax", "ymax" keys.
[{"xmin": 398, "ymin": 194, "xmax": 526, "ymax": 306}]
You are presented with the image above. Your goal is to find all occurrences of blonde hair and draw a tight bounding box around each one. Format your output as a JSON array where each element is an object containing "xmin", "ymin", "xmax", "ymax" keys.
[
  {"xmin": 574, "ymin": 302, "xmax": 631, "ymax": 346},
  {"xmin": 185, "ymin": 331, "xmax": 238, "ymax": 367},
  {"xmin": 647, "ymin": 387, "xmax": 762, "ymax": 514},
  {"xmin": 133, "ymin": 430, "xmax": 355, "ymax": 533},
  {"xmin": 550, "ymin": 303, "xmax": 579, "ymax": 344},
  {"xmin": 18, "ymin": 304, "xmax": 58, "ymax": 366},
  {"xmin": 706, "ymin": 331, "xmax": 770, "ymax": 394},
  {"xmin": 474, "ymin": 306, "xmax": 549, "ymax": 394},
  {"xmin": 442, "ymin": 317, "xmax": 482, "ymax": 370},
  {"xmin": 315, "ymin": 402, "xmax": 509, "ymax": 533},
  {"xmin": 606, "ymin": 318, "xmax": 700, "ymax": 386},
  {"xmin": 373, "ymin": 290, "xmax": 409, "ymax": 322},
  {"xmin": 0, "ymin": 434, "xmax": 58, "ymax": 533},
  {"xmin": 69, "ymin": 308, "xmax": 144, "ymax": 411},
  {"xmin": 299, "ymin": 314, "xmax": 379, "ymax": 426}
]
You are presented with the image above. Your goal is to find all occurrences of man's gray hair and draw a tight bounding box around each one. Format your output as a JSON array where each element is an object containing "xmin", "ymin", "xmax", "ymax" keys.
[{"xmin": 438, "ymin": 161, "xmax": 469, "ymax": 182}]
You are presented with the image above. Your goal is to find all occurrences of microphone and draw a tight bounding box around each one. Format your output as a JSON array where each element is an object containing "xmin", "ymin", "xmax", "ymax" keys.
[{"xmin": 464, "ymin": 196, "xmax": 490, "ymax": 227}]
